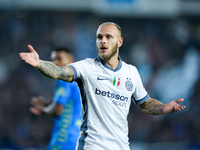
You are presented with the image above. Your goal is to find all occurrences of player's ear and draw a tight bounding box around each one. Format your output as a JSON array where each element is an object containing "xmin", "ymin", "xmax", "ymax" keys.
[{"xmin": 118, "ymin": 37, "xmax": 123, "ymax": 47}]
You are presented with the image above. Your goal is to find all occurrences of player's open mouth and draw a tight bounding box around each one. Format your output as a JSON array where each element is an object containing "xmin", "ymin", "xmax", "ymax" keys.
[{"xmin": 100, "ymin": 46, "xmax": 108, "ymax": 51}]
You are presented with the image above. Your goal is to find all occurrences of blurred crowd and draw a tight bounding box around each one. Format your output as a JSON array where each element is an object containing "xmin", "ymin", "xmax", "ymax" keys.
[{"xmin": 0, "ymin": 11, "xmax": 200, "ymax": 149}]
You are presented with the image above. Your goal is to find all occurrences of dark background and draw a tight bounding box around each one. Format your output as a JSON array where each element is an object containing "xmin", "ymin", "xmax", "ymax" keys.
[{"xmin": 0, "ymin": 0, "xmax": 200, "ymax": 149}]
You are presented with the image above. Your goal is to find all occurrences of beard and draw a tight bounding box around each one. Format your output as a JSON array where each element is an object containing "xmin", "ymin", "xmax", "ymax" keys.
[{"xmin": 97, "ymin": 43, "xmax": 118, "ymax": 60}]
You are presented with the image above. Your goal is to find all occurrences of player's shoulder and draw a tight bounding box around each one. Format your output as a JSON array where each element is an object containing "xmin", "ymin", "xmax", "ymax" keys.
[
  {"xmin": 68, "ymin": 58, "xmax": 96, "ymax": 72},
  {"xmin": 121, "ymin": 60, "xmax": 137, "ymax": 71},
  {"xmin": 75, "ymin": 58, "xmax": 97, "ymax": 65}
]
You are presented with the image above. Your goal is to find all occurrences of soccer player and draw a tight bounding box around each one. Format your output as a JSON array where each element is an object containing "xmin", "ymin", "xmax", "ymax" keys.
[
  {"xmin": 29, "ymin": 48, "xmax": 82, "ymax": 150},
  {"xmin": 20, "ymin": 22, "xmax": 185, "ymax": 150}
]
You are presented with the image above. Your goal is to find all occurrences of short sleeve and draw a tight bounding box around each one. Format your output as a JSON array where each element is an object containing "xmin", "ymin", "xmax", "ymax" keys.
[
  {"xmin": 131, "ymin": 67, "xmax": 149, "ymax": 105},
  {"xmin": 68, "ymin": 58, "xmax": 91, "ymax": 81}
]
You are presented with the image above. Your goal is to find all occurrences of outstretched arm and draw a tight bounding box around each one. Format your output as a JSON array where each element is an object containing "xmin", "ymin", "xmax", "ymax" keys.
[
  {"xmin": 19, "ymin": 45, "xmax": 74, "ymax": 82},
  {"xmin": 139, "ymin": 97, "xmax": 185, "ymax": 115},
  {"xmin": 38, "ymin": 60, "xmax": 74, "ymax": 82}
]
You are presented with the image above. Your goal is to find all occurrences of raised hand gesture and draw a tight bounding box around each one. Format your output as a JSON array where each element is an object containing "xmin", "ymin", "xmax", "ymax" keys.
[{"xmin": 19, "ymin": 45, "xmax": 40, "ymax": 67}]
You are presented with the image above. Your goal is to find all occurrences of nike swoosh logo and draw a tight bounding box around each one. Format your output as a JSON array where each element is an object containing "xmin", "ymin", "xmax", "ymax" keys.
[{"xmin": 97, "ymin": 77, "xmax": 108, "ymax": 80}]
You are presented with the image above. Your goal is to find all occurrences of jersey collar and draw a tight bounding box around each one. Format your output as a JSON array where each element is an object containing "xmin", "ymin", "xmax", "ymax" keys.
[{"xmin": 96, "ymin": 56, "xmax": 122, "ymax": 72}]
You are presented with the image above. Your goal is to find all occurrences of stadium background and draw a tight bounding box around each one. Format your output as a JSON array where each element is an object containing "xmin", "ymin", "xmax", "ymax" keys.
[{"xmin": 0, "ymin": 0, "xmax": 200, "ymax": 149}]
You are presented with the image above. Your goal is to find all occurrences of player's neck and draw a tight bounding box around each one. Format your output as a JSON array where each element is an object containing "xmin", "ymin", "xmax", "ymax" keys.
[{"xmin": 103, "ymin": 55, "xmax": 119, "ymax": 70}]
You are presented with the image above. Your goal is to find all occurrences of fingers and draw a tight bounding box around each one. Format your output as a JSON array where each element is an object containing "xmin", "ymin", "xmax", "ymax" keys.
[
  {"xmin": 19, "ymin": 44, "xmax": 41, "ymax": 68},
  {"xmin": 165, "ymin": 99, "xmax": 186, "ymax": 113},
  {"xmin": 29, "ymin": 107, "xmax": 42, "ymax": 115},
  {"xmin": 19, "ymin": 44, "xmax": 35, "ymax": 58},
  {"xmin": 173, "ymin": 98, "xmax": 186, "ymax": 111},
  {"xmin": 20, "ymin": 54, "xmax": 34, "ymax": 65},
  {"xmin": 19, "ymin": 52, "xmax": 28, "ymax": 60},
  {"xmin": 19, "ymin": 51, "xmax": 31, "ymax": 63},
  {"xmin": 175, "ymin": 98, "xmax": 184, "ymax": 104},
  {"xmin": 30, "ymin": 97, "xmax": 39, "ymax": 105},
  {"xmin": 28, "ymin": 44, "xmax": 36, "ymax": 53},
  {"xmin": 30, "ymin": 96, "xmax": 46, "ymax": 107},
  {"xmin": 38, "ymin": 95, "xmax": 45, "ymax": 101},
  {"xmin": 174, "ymin": 105, "xmax": 186, "ymax": 111}
]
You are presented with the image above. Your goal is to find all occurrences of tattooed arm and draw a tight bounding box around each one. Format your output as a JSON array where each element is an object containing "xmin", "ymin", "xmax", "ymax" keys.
[
  {"xmin": 139, "ymin": 98, "xmax": 166, "ymax": 115},
  {"xmin": 19, "ymin": 45, "xmax": 74, "ymax": 82},
  {"xmin": 139, "ymin": 97, "xmax": 185, "ymax": 115},
  {"xmin": 37, "ymin": 60, "xmax": 74, "ymax": 82}
]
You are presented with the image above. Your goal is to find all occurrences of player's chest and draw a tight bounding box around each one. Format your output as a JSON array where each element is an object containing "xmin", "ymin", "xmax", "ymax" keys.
[{"xmin": 86, "ymin": 69, "xmax": 135, "ymax": 95}]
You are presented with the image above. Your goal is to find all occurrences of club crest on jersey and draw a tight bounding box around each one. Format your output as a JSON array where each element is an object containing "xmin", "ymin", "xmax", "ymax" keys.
[
  {"xmin": 113, "ymin": 77, "xmax": 120, "ymax": 87},
  {"xmin": 125, "ymin": 78, "xmax": 133, "ymax": 91}
]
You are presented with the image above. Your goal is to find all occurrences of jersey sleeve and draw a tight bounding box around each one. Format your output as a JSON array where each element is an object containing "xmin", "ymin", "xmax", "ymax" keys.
[
  {"xmin": 131, "ymin": 66, "xmax": 149, "ymax": 105},
  {"xmin": 52, "ymin": 80, "xmax": 71, "ymax": 105},
  {"xmin": 68, "ymin": 59, "xmax": 90, "ymax": 81}
]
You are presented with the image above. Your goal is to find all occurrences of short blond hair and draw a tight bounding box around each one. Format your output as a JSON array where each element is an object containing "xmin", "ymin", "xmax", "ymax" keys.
[{"xmin": 99, "ymin": 22, "xmax": 121, "ymax": 36}]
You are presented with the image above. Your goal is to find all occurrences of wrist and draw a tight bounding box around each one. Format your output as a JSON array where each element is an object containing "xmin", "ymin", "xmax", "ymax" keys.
[
  {"xmin": 36, "ymin": 59, "xmax": 41, "ymax": 68},
  {"xmin": 162, "ymin": 104, "xmax": 169, "ymax": 114}
]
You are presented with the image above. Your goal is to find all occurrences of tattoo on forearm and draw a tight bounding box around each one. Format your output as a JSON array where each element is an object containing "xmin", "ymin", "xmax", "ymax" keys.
[
  {"xmin": 139, "ymin": 99, "xmax": 166, "ymax": 115},
  {"xmin": 37, "ymin": 60, "xmax": 74, "ymax": 82}
]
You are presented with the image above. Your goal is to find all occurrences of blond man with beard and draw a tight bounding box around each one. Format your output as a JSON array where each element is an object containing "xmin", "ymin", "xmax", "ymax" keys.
[{"xmin": 20, "ymin": 22, "xmax": 185, "ymax": 150}]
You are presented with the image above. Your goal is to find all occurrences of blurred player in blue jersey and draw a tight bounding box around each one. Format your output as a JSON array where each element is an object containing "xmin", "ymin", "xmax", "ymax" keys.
[
  {"xmin": 29, "ymin": 47, "xmax": 82, "ymax": 150},
  {"xmin": 20, "ymin": 22, "xmax": 185, "ymax": 150}
]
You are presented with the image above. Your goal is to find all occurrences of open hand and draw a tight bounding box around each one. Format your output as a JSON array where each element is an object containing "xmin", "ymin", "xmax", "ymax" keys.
[
  {"xmin": 19, "ymin": 45, "xmax": 40, "ymax": 67},
  {"xmin": 163, "ymin": 98, "xmax": 186, "ymax": 114}
]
